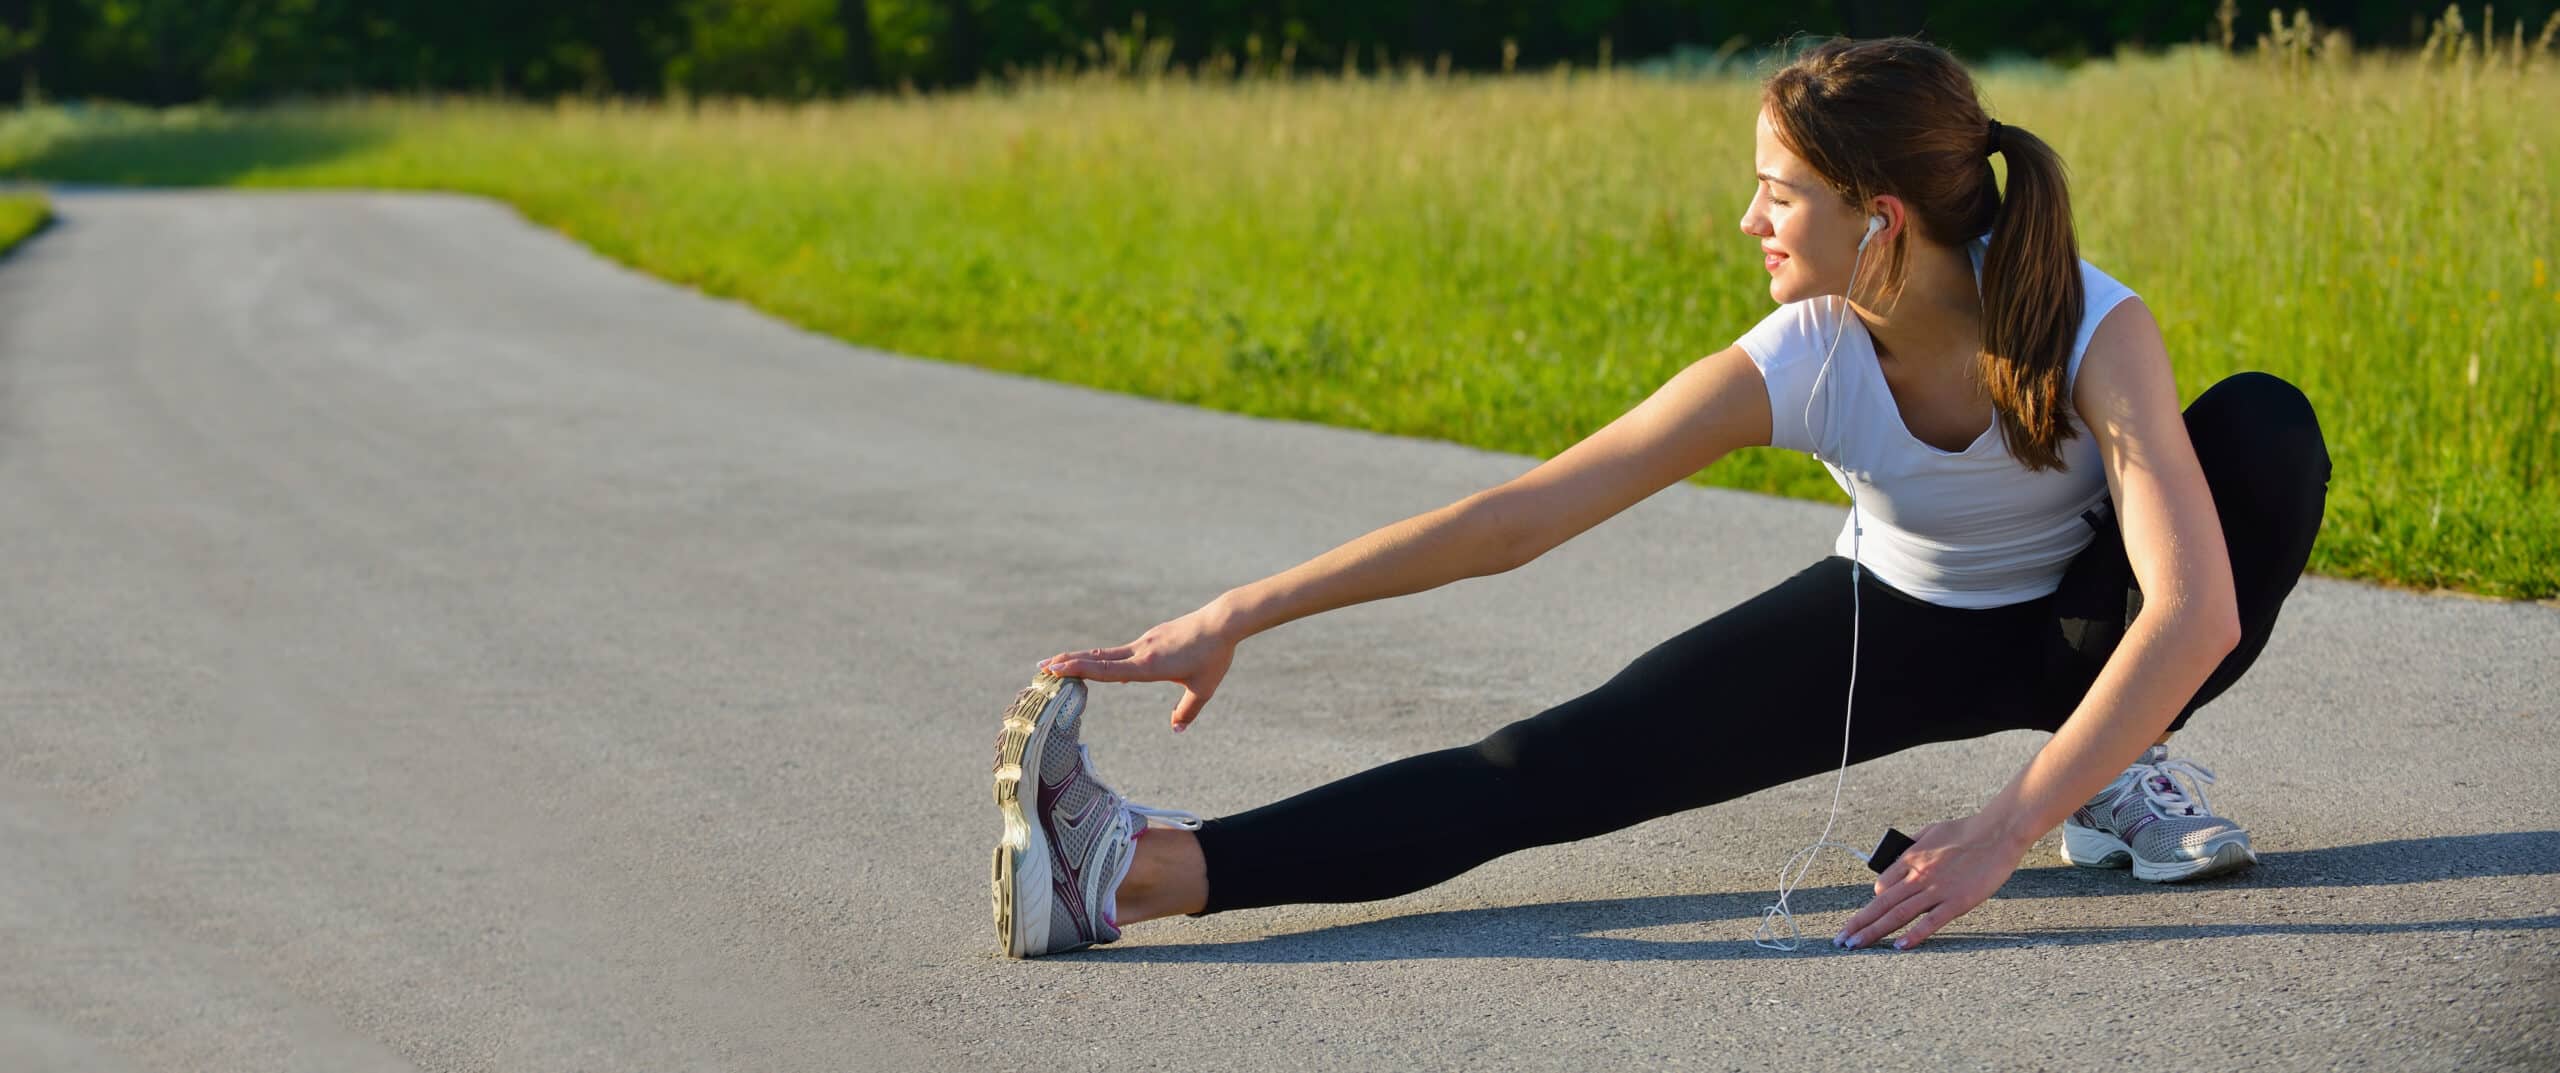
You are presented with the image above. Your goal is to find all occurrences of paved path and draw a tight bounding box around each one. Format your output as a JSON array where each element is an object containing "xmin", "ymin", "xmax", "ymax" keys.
[{"xmin": 1, "ymin": 188, "xmax": 2553, "ymax": 1071}]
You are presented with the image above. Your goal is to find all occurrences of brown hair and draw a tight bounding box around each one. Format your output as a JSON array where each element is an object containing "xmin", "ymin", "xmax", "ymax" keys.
[{"xmin": 1762, "ymin": 36, "xmax": 2085, "ymax": 470}]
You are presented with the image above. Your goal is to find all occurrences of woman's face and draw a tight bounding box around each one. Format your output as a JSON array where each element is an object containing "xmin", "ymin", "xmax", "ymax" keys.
[{"xmin": 1739, "ymin": 107, "xmax": 1869, "ymax": 306}]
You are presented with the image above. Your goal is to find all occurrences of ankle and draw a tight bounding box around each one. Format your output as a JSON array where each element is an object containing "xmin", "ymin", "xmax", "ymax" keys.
[{"xmin": 1113, "ymin": 827, "xmax": 1209, "ymax": 927}]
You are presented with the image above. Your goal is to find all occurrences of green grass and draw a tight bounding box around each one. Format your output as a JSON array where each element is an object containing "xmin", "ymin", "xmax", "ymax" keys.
[
  {"xmin": 0, "ymin": 190, "xmax": 46, "ymax": 256},
  {"xmin": 2, "ymin": 43, "xmax": 2554, "ymax": 599}
]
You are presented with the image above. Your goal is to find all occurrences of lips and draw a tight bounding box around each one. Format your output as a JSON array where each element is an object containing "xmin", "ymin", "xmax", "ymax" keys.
[{"xmin": 1763, "ymin": 251, "xmax": 1788, "ymax": 273}]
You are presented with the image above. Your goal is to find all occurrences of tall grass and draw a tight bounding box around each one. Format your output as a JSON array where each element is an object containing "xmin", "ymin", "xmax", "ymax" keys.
[{"xmin": 2, "ymin": 18, "xmax": 2553, "ymax": 598}]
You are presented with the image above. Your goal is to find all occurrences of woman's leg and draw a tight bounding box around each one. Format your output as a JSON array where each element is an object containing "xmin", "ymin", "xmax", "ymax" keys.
[
  {"xmin": 2044, "ymin": 371, "xmax": 2331, "ymax": 731},
  {"xmin": 2175, "ymin": 372, "xmax": 2333, "ymax": 726},
  {"xmin": 1168, "ymin": 557, "xmax": 2048, "ymax": 918},
  {"xmin": 1116, "ymin": 827, "xmax": 1208, "ymax": 923}
]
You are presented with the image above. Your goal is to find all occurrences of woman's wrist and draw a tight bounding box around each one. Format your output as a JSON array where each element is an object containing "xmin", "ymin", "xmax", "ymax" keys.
[
  {"xmin": 1201, "ymin": 588, "xmax": 1260, "ymax": 643},
  {"xmin": 1975, "ymin": 796, "xmax": 2051, "ymax": 858}
]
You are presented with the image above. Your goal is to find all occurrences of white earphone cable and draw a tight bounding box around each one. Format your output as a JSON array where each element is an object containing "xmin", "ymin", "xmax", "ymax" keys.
[{"xmin": 1754, "ymin": 217, "xmax": 1880, "ymax": 951}]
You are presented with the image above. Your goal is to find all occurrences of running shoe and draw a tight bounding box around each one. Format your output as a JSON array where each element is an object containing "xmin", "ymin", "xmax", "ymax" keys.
[
  {"xmin": 993, "ymin": 671, "xmax": 1202, "ymax": 958},
  {"xmin": 2060, "ymin": 744, "xmax": 2257, "ymax": 882}
]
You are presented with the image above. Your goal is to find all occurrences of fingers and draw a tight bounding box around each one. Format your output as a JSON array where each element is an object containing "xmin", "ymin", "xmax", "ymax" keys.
[
  {"xmin": 1170, "ymin": 686, "xmax": 1210, "ymax": 733},
  {"xmin": 1033, "ymin": 639, "xmax": 1223, "ymax": 729},
  {"xmin": 1839, "ymin": 889, "xmax": 1934, "ymax": 951},
  {"xmin": 1892, "ymin": 903, "xmax": 1960, "ymax": 950},
  {"xmin": 1039, "ymin": 646, "xmax": 1136, "ymax": 678},
  {"xmin": 1873, "ymin": 855, "xmax": 1911, "ymax": 895},
  {"xmin": 1842, "ymin": 872, "xmax": 1980, "ymax": 950},
  {"xmin": 1052, "ymin": 658, "xmax": 1142, "ymax": 681},
  {"xmin": 1837, "ymin": 880, "xmax": 1927, "ymax": 949}
]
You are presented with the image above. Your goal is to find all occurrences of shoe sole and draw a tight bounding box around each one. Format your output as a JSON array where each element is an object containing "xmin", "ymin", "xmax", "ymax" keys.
[
  {"xmin": 2062, "ymin": 822, "xmax": 2257, "ymax": 882},
  {"xmin": 993, "ymin": 672, "xmax": 1078, "ymax": 958}
]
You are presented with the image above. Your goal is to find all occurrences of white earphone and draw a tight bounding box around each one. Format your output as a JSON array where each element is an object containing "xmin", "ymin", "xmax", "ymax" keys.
[{"xmin": 1860, "ymin": 213, "xmax": 1885, "ymax": 250}]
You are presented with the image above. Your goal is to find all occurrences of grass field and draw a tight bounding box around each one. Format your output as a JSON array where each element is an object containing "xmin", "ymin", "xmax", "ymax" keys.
[
  {"xmin": 0, "ymin": 191, "xmax": 46, "ymax": 256},
  {"xmin": 1, "ymin": 35, "xmax": 2553, "ymax": 599}
]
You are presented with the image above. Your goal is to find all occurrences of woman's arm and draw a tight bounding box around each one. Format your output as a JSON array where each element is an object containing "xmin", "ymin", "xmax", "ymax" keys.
[
  {"xmin": 1206, "ymin": 345, "xmax": 1774, "ymax": 642},
  {"xmin": 1838, "ymin": 297, "xmax": 2242, "ymax": 951},
  {"xmin": 1045, "ymin": 345, "xmax": 1773, "ymax": 731},
  {"xmin": 1973, "ymin": 297, "xmax": 2243, "ymax": 848}
]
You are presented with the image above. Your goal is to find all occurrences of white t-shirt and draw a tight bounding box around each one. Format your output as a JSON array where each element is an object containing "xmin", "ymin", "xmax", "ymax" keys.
[{"xmin": 1736, "ymin": 233, "xmax": 2139, "ymax": 609}]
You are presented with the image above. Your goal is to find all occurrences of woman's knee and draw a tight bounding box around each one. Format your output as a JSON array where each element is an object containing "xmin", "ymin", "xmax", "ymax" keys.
[
  {"xmin": 1467, "ymin": 688, "xmax": 1671, "ymax": 818},
  {"xmin": 1470, "ymin": 700, "xmax": 1593, "ymax": 782},
  {"xmin": 2186, "ymin": 371, "xmax": 2333, "ymax": 486}
]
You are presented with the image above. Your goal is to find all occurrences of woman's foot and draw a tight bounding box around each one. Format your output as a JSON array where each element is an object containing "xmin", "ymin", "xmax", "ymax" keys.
[
  {"xmin": 2060, "ymin": 744, "xmax": 2257, "ymax": 882},
  {"xmin": 992, "ymin": 672, "xmax": 1201, "ymax": 958}
]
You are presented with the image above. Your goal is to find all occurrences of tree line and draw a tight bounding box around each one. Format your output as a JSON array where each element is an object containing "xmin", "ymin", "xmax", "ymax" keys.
[{"xmin": 0, "ymin": 1, "xmax": 2541, "ymax": 105}]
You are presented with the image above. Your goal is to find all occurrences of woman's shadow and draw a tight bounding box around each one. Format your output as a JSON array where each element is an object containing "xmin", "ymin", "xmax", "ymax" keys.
[{"xmin": 1086, "ymin": 831, "xmax": 2560, "ymax": 963}]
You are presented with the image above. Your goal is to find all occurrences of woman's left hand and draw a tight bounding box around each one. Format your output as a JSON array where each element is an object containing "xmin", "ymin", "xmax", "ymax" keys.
[{"xmin": 1835, "ymin": 812, "xmax": 2030, "ymax": 950}]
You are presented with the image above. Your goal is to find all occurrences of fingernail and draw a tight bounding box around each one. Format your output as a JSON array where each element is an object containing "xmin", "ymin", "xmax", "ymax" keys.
[
  {"xmin": 1842, "ymin": 937, "xmax": 1858, "ymax": 949},
  {"xmin": 1892, "ymin": 939, "xmax": 1908, "ymax": 950}
]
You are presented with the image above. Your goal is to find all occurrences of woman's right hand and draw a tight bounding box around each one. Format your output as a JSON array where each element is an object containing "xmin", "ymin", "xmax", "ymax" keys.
[{"xmin": 1038, "ymin": 606, "xmax": 1239, "ymax": 733}]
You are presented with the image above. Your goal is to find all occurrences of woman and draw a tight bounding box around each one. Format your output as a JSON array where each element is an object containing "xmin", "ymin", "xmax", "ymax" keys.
[{"xmin": 993, "ymin": 36, "xmax": 2329, "ymax": 959}]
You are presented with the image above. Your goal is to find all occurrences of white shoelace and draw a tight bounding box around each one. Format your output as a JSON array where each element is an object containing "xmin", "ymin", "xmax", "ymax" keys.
[
  {"xmin": 1075, "ymin": 745, "xmax": 1204, "ymax": 830},
  {"xmin": 1127, "ymin": 803, "xmax": 1204, "ymax": 830},
  {"xmin": 2131, "ymin": 756, "xmax": 2217, "ymax": 820}
]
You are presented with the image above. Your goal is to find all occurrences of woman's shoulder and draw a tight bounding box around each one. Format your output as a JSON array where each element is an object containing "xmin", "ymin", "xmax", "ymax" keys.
[
  {"xmin": 1733, "ymin": 294, "xmax": 1849, "ymax": 369},
  {"xmin": 2076, "ymin": 256, "xmax": 2139, "ymax": 316},
  {"xmin": 2067, "ymin": 258, "xmax": 2142, "ymax": 385}
]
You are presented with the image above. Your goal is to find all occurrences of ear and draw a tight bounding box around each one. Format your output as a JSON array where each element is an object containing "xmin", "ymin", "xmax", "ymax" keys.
[{"xmin": 1866, "ymin": 195, "xmax": 1909, "ymax": 246}]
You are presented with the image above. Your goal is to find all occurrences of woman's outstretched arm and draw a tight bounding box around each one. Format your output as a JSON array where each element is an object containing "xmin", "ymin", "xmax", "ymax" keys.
[{"xmin": 1041, "ymin": 344, "xmax": 1774, "ymax": 731}]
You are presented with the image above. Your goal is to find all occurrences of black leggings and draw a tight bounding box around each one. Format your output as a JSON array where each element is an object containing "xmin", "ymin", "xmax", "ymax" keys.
[{"xmin": 1192, "ymin": 372, "xmax": 2331, "ymax": 915}]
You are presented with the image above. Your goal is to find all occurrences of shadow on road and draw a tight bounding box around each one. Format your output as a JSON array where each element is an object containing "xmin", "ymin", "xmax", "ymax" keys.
[{"xmin": 1092, "ymin": 831, "xmax": 2560, "ymax": 964}]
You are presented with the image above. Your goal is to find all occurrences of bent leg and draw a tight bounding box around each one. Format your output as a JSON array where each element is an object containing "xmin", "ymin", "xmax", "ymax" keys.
[
  {"xmin": 1191, "ymin": 558, "xmax": 2045, "ymax": 915},
  {"xmin": 2045, "ymin": 371, "xmax": 2331, "ymax": 731}
]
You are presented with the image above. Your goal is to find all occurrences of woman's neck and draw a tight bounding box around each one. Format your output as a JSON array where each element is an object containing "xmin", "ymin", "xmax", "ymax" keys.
[{"xmin": 1852, "ymin": 239, "xmax": 1984, "ymax": 374}]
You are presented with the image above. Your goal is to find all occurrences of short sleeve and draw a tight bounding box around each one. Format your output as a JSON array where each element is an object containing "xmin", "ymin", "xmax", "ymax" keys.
[
  {"xmin": 2067, "ymin": 262, "xmax": 2140, "ymax": 389},
  {"xmin": 1734, "ymin": 299, "xmax": 1833, "ymax": 455}
]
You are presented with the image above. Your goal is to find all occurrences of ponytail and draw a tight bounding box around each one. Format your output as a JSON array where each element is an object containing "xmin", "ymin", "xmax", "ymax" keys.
[{"xmin": 1977, "ymin": 122, "xmax": 2085, "ymax": 471}]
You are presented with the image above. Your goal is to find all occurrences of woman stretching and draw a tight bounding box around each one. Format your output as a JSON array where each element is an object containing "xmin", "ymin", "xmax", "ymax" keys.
[{"xmin": 993, "ymin": 35, "xmax": 2329, "ymax": 958}]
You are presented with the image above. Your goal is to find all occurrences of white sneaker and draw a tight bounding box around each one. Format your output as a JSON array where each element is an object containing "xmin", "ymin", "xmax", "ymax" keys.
[
  {"xmin": 2060, "ymin": 744, "xmax": 2257, "ymax": 882},
  {"xmin": 992, "ymin": 672, "xmax": 1201, "ymax": 958}
]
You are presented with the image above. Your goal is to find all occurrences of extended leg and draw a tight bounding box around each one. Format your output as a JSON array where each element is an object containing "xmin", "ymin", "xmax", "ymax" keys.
[{"xmin": 1183, "ymin": 558, "xmax": 2047, "ymax": 916}]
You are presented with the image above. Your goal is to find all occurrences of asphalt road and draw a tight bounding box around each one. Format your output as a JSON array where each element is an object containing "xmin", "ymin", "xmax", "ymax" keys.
[{"xmin": 2, "ymin": 188, "xmax": 2553, "ymax": 1072}]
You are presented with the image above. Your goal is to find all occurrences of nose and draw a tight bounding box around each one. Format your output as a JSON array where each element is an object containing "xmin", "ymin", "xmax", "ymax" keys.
[{"xmin": 1738, "ymin": 191, "xmax": 1770, "ymax": 238}]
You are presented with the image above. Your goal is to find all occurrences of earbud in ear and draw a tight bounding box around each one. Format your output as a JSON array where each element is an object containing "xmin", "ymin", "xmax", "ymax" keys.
[{"xmin": 1859, "ymin": 214, "xmax": 1885, "ymax": 250}]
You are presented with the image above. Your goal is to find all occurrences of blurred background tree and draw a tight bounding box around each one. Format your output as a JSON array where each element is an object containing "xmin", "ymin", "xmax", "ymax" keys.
[{"xmin": 0, "ymin": 1, "xmax": 2547, "ymax": 103}]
